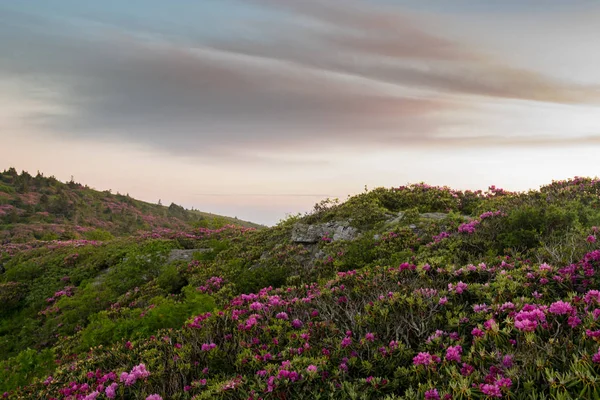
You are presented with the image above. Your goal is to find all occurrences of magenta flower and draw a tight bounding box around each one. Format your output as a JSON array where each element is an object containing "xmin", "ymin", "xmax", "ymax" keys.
[
  {"xmin": 461, "ymin": 363, "xmax": 474, "ymax": 376},
  {"xmin": 425, "ymin": 388, "xmax": 440, "ymax": 400},
  {"xmin": 588, "ymin": 235, "xmax": 597, "ymax": 243},
  {"xmin": 568, "ymin": 315, "xmax": 582, "ymax": 328},
  {"xmin": 502, "ymin": 355, "xmax": 513, "ymax": 368},
  {"xmin": 472, "ymin": 327, "xmax": 484, "ymax": 337},
  {"xmin": 365, "ymin": 332, "xmax": 375, "ymax": 342},
  {"xmin": 341, "ymin": 337, "xmax": 352, "ymax": 348},
  {"xmin": 549, "ymin": 301, "xmax": 574, "ymax": 315},
  {"xmin": 496, "ymin": 377, "xmax": 512, "ymax": 389},
  {"xmin": 291, "ymin": 319, "xmax": 303, "ymax": 328},
  {"xmin": 445, "ymin": 345, "xmax": 462, "ymax": 363},
  {"xmin": 146, "ymin": 396, "xmax": 163, "ymax": 400},
  {"xmin": 105, "ymin": 383, "xmax": 118, "ymax": 399},
  {"xmin": 276, "ymin": 312, "xmax": 289, "ymax": 320},
  {"xmin": 480, "ymin": 384, "xmax": 502, "ymax": 397},
  {"xmin": 413, "ymin": 352, "xmax": 436, "ymax": 366},
  {"xmin": 448, "ymin": 281, "xmax": 468, "ymax": 294},
  {"xmin": 593, "ymin": 348, "xmax": 600, "ymax": 363},
  {"xmin": 201, "ymin": 343, "xmax": 216, "ymax": 352},
  {"xmin": 306, "ymin": 365, "xmax": 318, "ymax": 373}
]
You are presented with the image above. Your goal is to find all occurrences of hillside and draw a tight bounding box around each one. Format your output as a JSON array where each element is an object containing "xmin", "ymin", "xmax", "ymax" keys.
[
  {"xmin": 3, "ymin": 177, "xmax": 600, "ymax": 399},
  {"xmin": 0, "ymin": 168, "xmax": 263, "ymax": 243}
]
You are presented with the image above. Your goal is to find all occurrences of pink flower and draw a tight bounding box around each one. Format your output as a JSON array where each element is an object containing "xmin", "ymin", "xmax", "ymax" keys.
[
  {"xmin": 549, "ymin": 301, "xmax": 574, "ymax": 315},
  {"xmin": 568, "ymin": 315, "xmax": 582, "ymax": 328},
  {"xmin": 448, "ymin": 281, "xmax": 468, "ymax": 294},
  {"xmin": 413, "ymin": 352, "xmax": 435, "ymax": 366},
  {"xmin": 201, "ymin": 343, "xmax": 216, "ymax": 352},
  {"xmin": 585, "ymin": 290, "xmax": 600, "ymax": 304},
  {"xmin": 472, "ymin": 327, "xmax": 484, "ymax": 337},
  {"xmin": 439, "ymin": 297, "xmax": 448, "ymax": 305},
  {"xmin": 461, "ymin": 363, "xmax": 474, "ymax": 376},
  {"xmin": 276, "ymin": 312, "xmax": 289, "ymax": 320},
  {"xmin": 480, "ymin": 384, "xmax": 502, "ymax": 397},
  {"xmin": 146, "ymin": 395, "xmax": 162, "ymax": 400},
  {"xmin": 539, "ymin": 263, "xmax": 553, "ymax": 271},
  {"xmin": 105, "ymin": 383, "xmax": 118, "ymax": 399},
  {"xmin": 496, "ymin": 377, "xmax": 512, "ymax": 389},
  {"xmin": 593, "ymin": 348, "xmax": 600, "ymax": 363},
  {"xmin": 588, "ymin": 235, "xmax": 597, "ymax": 243},
  {"xmin": 306, "ymin": 365, "xmax": 318, "ymax": 373},
  {"xmin": 445, "ymin": 345, "xmax": 462, "ymax": 363},
  {"xmin": 365, "ymin": 332, "xmax": 375, "ymax": 342},
  {"xmin": 484, "ymin": 319, "xmax": 498, "ymax": 331},
  {"xmin": 341, "ymin": 337, "xmax": 352, "ymax": 348},
  {"xmin": 291, "ymin": 319, "xmax": 303, "ymax": 328},
  {"xmin": 425, "ymin": 388, "xmax": 440, "ymax": 400}
]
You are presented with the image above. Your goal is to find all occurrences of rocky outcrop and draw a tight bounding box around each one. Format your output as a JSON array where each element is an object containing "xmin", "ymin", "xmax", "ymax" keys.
[
  {"xmin": 420, "ymin": 212, "xmax": 451, "ymax": 220},
  {"xmin": 167, "ymin": 249, "xmax": 211, "ymax": 263},
  {"xmin": 291, "ymin": 221, "xmax": 358, "ymax": 243}
]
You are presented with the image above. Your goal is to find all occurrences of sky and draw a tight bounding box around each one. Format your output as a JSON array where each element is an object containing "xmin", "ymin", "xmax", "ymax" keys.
[{"xmin": 2, "ymin": 0, "xmax": 600, "ymax": 225}]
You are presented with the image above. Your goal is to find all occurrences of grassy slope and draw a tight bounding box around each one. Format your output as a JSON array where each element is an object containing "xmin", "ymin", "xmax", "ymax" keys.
[
  {"xmin": 0, "ymin": 167, "xmax": 263, "ymax": 243},
  {"xmin": 3, "ymin": 177, "xmax": 600, "ymax": 398}
]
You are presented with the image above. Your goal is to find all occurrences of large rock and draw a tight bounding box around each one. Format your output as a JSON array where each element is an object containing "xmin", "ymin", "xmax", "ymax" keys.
[
  {"xmin": 167, "ymin": 249, "xmax": 211, "ymax": 263},
  {"xmin": 420, "ymin": 212, "xmax": 450, "ymax": 220},
  {"xmin": 291, "ymin": 221, "xmax": 358, "ymax": 243}
]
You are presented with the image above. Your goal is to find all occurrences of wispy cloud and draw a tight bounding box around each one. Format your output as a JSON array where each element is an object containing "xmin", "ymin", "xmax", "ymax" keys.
[{"xmin": 1, "ymin": 0, "xmax": 600, "ymax": 162}]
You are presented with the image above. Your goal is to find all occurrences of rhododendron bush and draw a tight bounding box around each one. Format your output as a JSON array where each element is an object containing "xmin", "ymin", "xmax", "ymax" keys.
[{"xmin": 3, "ymin": 176, "xmax": 600, "ymax": 398}]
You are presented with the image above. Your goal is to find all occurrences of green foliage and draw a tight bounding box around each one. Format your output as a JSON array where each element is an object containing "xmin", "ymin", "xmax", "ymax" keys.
[
  {"xmin": 83, "ymin": 229, "xmax": 114, "ymax": 241},
  {"xmin": 5, "ymin": 175, "xmax": 600, "ymax": 399},
  {"xmin": 70, "ymin": 287, "xmax": 215, "ymax": 352},
  {"xmin": 0, "ymin": 348, "xmax": 54, "ymax": 393}
]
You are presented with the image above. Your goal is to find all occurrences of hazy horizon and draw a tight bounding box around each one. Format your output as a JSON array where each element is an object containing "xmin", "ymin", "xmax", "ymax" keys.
[{"xmin": 3, "ymin": 0, "xmax": 600, "ymax": 225}]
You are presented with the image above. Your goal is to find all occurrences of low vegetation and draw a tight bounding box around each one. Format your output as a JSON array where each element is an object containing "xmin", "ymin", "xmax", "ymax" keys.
[{"xmin": 3, "ymin": 173, "xmax": 600, "ymax": 399}]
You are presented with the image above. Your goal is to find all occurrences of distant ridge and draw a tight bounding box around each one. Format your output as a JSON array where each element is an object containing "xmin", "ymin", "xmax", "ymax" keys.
[{"xmin": 0, "ymin": 167, "xmax": 264, "ymax": 242}]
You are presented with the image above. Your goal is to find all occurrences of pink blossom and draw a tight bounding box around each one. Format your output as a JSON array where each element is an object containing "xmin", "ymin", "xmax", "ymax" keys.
[
  {"xmin": 291, "ymin": 319, "xmax": 303, "ymax": 328},
  {"xmin": 276, "ymin": 312, "xmax": 289, "ymax": 320},
  {"xmin": 445, "ymin": 345, "xmax": 462, "ymax": 362},
  {"xmin": 413, "ymin": 352, "xmax": 436, "ymax": 366},
  {"xmin": 105, "ymin": 383, "xmax": 118, "ymax": 399},
  {"xmin": 425, "ymin": 388, "xmax": 440, "ymax": 400},
  {"xmin": 548, "ymin": 301, "xmax": 574, "ymax": 315},
  {"xmin": 588, "ymin": 235, "xmax": 597, "ymax": 243},
  {"xmin": 201, "ymin": 343, "xmax": 216, "ymax": 352},
  {"xmin": 341, "ymin": 337, "xmax": 352, "ymax": 348},
  {"xmin": 480, "ymin": 384, "xmax": 502, "ymax": 397},
  {"xmin": 472, "ymin": 327, "xmax": 484, "ymax": 338}
]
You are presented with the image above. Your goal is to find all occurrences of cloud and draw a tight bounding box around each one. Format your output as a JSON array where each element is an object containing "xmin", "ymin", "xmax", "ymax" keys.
[
  {"xmin": 1, "ymin": 1, "xmax": 600, "ymax": 161},
  {"xmin": 237, "ymin": 0, "xmax": 600, "ymax": 104}
]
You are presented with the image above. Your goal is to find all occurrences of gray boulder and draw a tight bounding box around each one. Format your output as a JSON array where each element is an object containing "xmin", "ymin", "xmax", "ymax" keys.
[
  {"xmin": 167, "ymin": 248, "xmax": 211, "ymax": 263},
  {"xmin": 291, "ymin": 221, "xmax": 358, "ymax": 243},
  {"xmin": 420, "ymin": 212, "xmax": 450, "ymax": 220}
]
